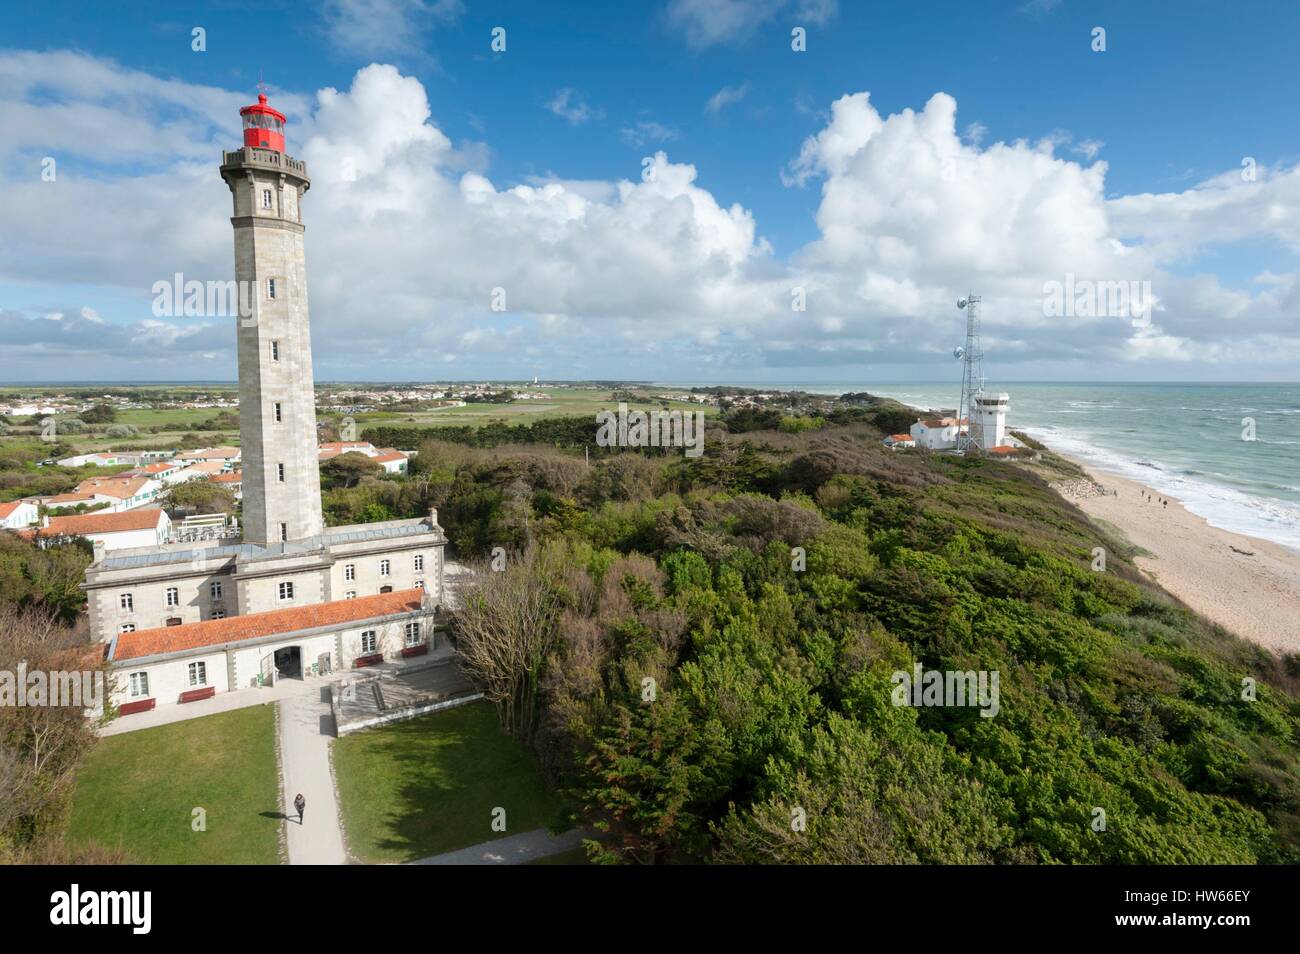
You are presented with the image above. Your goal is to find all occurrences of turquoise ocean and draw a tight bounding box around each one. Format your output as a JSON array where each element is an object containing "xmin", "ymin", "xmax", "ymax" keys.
[{"xmin": 659, "ymin": 381, "xmax": 1300, "ymax": 555}]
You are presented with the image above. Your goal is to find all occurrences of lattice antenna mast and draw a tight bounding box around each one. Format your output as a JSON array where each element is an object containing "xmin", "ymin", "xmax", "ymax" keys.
[{"xmin": 956, "ymin": 293, "xmax": 984, "ymax": 451}]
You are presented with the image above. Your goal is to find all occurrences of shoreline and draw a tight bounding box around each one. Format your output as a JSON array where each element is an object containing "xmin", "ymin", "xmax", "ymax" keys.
[{"xmin": 1049, "ymin": 453, "xmax": 1300, "ymax": 655}]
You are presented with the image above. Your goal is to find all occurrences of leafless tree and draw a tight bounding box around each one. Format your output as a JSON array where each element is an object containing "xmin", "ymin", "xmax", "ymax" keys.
[{"xmin": 450, "ymin": 544, "xmax": 574, "ymax": 742}]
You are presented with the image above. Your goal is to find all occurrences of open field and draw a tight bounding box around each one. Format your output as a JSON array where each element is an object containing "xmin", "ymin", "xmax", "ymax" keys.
[
  {"xmin": 332, "ymin": 701, "xmax": 562, "ymax": 863},
  {"xmin": 66, "ymin": 705, "xmax": 282, "ymax": 864},
  {"xmin": 317, "ymin": 385, "xmax": 714, "ymax": 432}
]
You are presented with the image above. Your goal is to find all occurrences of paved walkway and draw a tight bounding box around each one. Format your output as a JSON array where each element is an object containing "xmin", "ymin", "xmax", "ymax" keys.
[
  {"xmin": 278, "ymin": 687, "xmax": 348, "ymax": 865},
  {"xmin": 99, "ymin": 674, "xmax": 319, "ymax": 736},
  {"xmin": 409, "ymin": 827, "xmax": 590, "ymax": 865}
]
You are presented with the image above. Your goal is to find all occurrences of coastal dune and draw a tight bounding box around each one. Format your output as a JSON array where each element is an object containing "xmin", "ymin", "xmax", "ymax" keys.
[{"xmin": 1054, "ymin": 461, "xmax": 1300, "ymax": 655}]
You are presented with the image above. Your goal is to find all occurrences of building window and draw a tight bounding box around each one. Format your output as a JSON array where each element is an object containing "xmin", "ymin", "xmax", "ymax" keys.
[
  {"xmin": 166, "ymin": 617, "xmax": 182, "ymax": 626},
  {"xmin": 274, "ymin": 402, "xmax": 283, "ymax": 423},
  {"xmin": 404, "ymin": 622, "xmax": 421, "ymax": 646},
  {"xmin": 379, "ymin": 585, "xmax": 393, "ymax": 594},
  {"xmin": 271, "ymin": 339, "xmax": 280, "ymax": 361},
  {"xmin": 120, "ymin": 593, "xmax": 134, "ymax": 611},
  {"xmin": 277, "ymin": 462, "xmax": 285, "ymax": 482},
  {"xmin": 267, "ymin": 278, "xmax": 277, "ymax": 300},
  {"xmin": 262, "ymin": 188, "xmax": 272, "ymax": 209},
  {"xmin": 188, "ymin": 661, "xmax": 207, "ymax": 687},
  {"xmin": 120, "ymin": 623, "xmax": 136, "ymax": 634},
  {"xmin": 379, "ymin": 559, "xmax": 390, "ymax": 577},
  {"xmin": 210, "ymin": 581, "xmax": 223, "ymax": 601},
  {"xmin": 278, "ymin": 581, "xmax": 294, "ymax": 601},
  {"xmin": 360, "ymin": 630, "xmax": 377, "ymax": 654},
  {"xmin": 414, "ymin": 554, "xmax": 424, "ymax": 572},
  {"xmin": 344, "ymin": 563, "xmax": 355, "ymax": 581},
  {"xmin": 212, "ymin": 609, "xmax": 226, "ymax": 620},
  {"xmin": 345, "ymin": 591, "xmax": 356, "ymax": 600},
  {"xmin": 165, "ymin": 587, "xmax": 179, "ymax": 607},
  {"xmin": 129, "ymin": 672, "xmax": 149, "ymax": 698},
  {"xmin": 280, "ymin": 523, "xmax": 288, "ymax": 542},
  {"xmin": 414, "ymin": 580, "xmax": 424, "ymax": 590}
]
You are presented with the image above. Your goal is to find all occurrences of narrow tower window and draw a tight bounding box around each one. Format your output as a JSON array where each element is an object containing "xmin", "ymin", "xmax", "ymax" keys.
[
  {"xmin": 262, "ymin": 188, "xmax": 272, "ymax": 209},
  {"xmin": 271, "ymin": 340, "xmax": 280, "ymax": 361},
  {"xmin": 274, "ymin": 402, "xmax": 283, "ymax": 423},
  {"xmin": 277, "ymin": 463, "xmax": 285, "ymax": 482},
  {"xmin": 267, "ymin": 278, "xmax": 277, "ymax": 300},
  {"xmin": 280, "ymin": 523, "xmax": 289, "ymax": 542}
]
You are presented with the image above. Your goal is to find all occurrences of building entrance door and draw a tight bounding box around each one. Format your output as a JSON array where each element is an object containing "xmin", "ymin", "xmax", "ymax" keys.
[{"xmin": 274, "ymin": 645, "xmax": 302, "ymax": 679}]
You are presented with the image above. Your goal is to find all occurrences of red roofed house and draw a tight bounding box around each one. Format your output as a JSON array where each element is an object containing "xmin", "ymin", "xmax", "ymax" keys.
[
  {"xmin": 371, "ymin": 449, "xmax": 409, "ymax": 474},
  {"xmin": 210, "ymin": 470, "xmax": 243, "ymax": 498},
  {"xmin": 108, "ymin": 588, "xmax": 433, "ymax": 712},
  {"xmin": 37, "ymin": 508, "xmax": 172, "ymax": 551},
  {"xmin": 909, "ymin": 417, "xmax": 966, "ymax": 450},
  {"xmin": 0, "ymin": 499, "xmax": 38, "ymax": 530},
  {"xmin": 72, "ymin": 475, "xmax": 164, "ymax": 511},
  {"xmin": 318, "ymin": 442, "xmax": 410, "ymax": 474},
  {"xmin": 882, "ymin": 433, "xmax": 916, "ymax": 449}
]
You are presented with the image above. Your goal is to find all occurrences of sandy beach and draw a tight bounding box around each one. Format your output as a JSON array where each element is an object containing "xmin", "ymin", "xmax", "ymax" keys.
[{"xmin": 1051, "ymin": 458, "xmax": 1300, "ymax": 655}]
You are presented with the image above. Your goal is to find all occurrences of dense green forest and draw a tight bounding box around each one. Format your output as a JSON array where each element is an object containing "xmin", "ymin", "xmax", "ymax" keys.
[{"xmin": 355, "ymin": 410, "xmax": 1299, "ymax": 864}]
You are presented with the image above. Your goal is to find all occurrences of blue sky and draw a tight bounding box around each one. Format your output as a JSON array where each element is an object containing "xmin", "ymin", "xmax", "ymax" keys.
[{"xmin": 1, "ymin": 0, "xmax": 1298, "ymax": 382}]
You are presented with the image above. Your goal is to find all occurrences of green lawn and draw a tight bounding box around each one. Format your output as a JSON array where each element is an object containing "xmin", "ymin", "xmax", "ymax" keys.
[
  {"xmin": 333, "ymin": 701, "xmax": 562, "ymax": 863},
  {"xmin": 66, "ymin": 705, "xmax": 282, "ymax": 864}
]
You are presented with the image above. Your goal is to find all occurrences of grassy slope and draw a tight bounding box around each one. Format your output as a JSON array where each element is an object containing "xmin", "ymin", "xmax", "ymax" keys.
[
  {"xmin": 333, "ymin": 702, "xmax": 561, "ymax": 863},
  {"xmin": 66, "ymin": 706, "xmax": 281, "ymax": 864}
]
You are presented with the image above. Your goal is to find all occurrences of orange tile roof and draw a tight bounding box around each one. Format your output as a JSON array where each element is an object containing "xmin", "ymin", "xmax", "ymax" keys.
[
  {"xmin": 112, "ymin": 588, "xmax": 425, "ymax": 662},
  {"xmin": 210, "ymin": 471, "xmax": 242, "ymax": 483},
  {"xmin": 181, "ymin": 461, "xmax": 228, "ymax": 475},
  {"xmin": 41, "ymin": 508, "xmax": 166, "ymax": 537},
  {"xmin": 987, "ymin": 445, "xmax": 1018, "ymax": 455},
  {"xmin": 45, "ymin": 492, "xmax": 101, "ymax": 504},
  {"xmin": 372, "ymin": 451, "xmax": 407, "ymax": 463},
  {"xmin": 0, "ymin": 501, "xmax": 30, "ymax": 518},
  {"xmin": 320, "ymin": 441, "xmax": 372, "ymax": 450},
  {"xmin": 74, "ymin": 475, "xmax": 152, "ymax": 499},
  {"xmin": 887, "ymin": 434, "xmax": 913, "ymax": 442}
]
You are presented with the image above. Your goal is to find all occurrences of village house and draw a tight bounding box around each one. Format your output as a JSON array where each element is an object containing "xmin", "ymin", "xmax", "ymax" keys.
[
  {"xmin": 174, "ymin": 446, "xmax": 241, "ymax": 466},
  {"xmin": 318, "ymin": 441, "xmax": 410, "ymax": 474},
  {"xmin": 34, "ymin": 508, "xmax": 172, "ymax": 552},
  {"xmin": 0, "ymin": 500, "xmax": 39, "ymax": 530},
  {"xmin": 72, "ymin": 475, "xmax": 164, "ymax": 511}
]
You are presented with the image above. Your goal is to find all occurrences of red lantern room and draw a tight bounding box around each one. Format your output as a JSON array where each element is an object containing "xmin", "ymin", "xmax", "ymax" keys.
[{"xmin": 240, "ymin": 93, "xmax": 286, "ymax": 153}]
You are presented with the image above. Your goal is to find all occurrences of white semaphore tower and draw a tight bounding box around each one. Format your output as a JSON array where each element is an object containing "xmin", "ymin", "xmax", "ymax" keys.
[{"xmin": 219, "ymin": 92, "xmax": 324, "ymax": 546}]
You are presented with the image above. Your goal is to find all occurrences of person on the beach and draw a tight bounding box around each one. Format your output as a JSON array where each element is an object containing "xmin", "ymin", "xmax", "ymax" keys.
[
  {"xmin": 294, "ymin": 792, "xmax": 305, "ymax": 825},
  {"xmin": 1163, "ymin": 499, "xmax": 1167, "ymax": 509}
]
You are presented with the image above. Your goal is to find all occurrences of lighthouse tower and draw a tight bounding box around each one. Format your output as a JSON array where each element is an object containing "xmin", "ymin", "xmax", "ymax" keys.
[{"xmin": 219, "ymin": 93, "xmax": 324, "ymax": 546}]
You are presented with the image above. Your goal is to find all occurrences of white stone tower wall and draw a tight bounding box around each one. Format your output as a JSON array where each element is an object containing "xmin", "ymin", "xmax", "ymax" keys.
[{"xmin": 221, "ymin": 150, "xmax": 324, "ymax": 545}]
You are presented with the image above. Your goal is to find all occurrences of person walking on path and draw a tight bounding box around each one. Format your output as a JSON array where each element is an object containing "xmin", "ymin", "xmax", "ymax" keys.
[{"xmin": 294, "ymin": 792, "xmax": 306, "ymax": 825}]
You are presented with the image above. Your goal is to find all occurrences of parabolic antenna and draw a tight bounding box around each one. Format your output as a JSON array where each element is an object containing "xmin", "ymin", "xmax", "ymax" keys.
[
  {"xmin": 953, "ymin": 346, "xmax": 965, "ymax": 359},
  {"xmin": 957, "ymin": 298, "xmax": 968, "ymax": 309}
]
